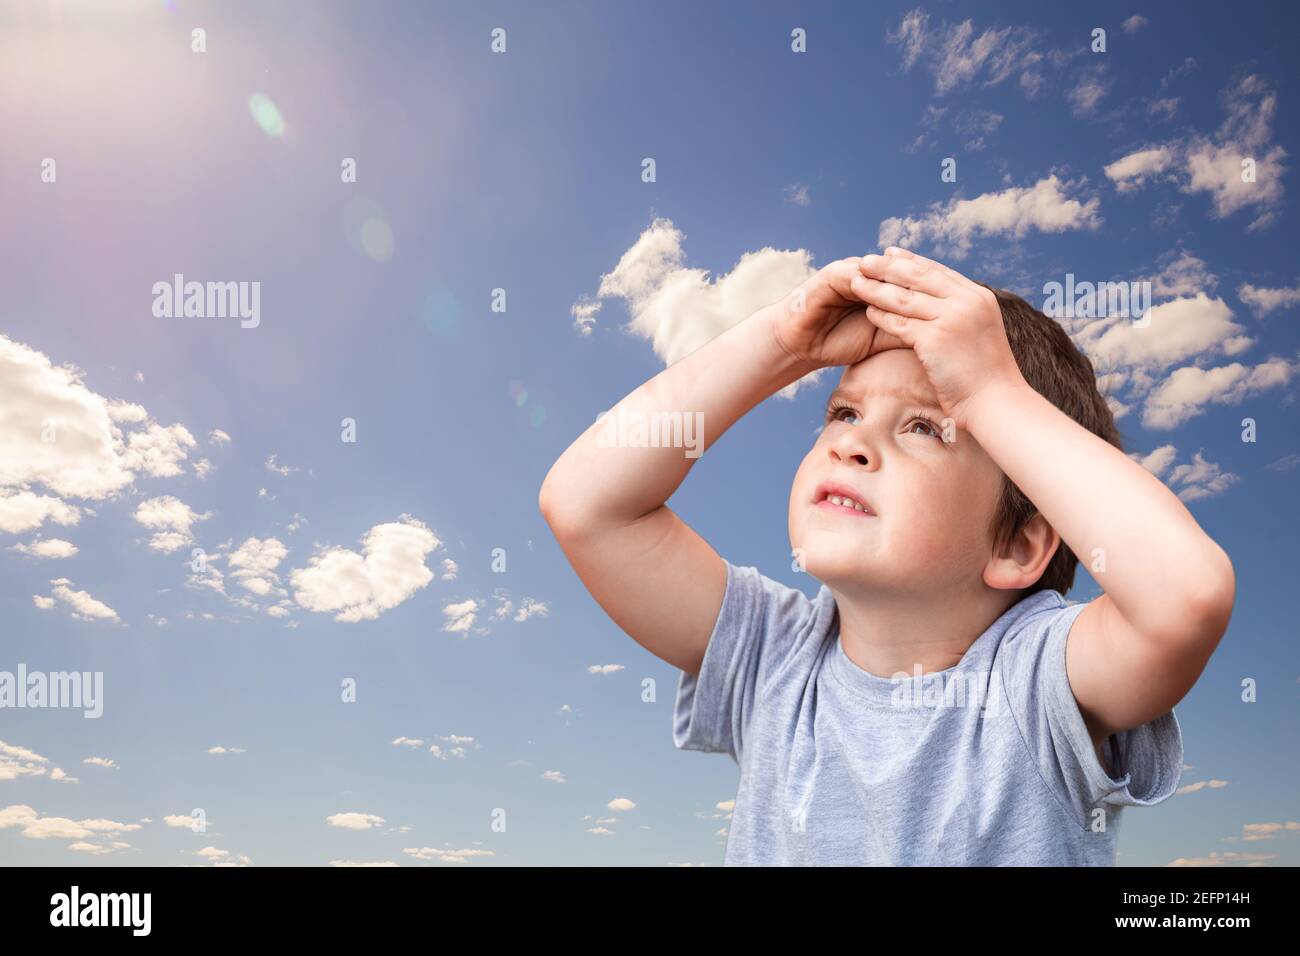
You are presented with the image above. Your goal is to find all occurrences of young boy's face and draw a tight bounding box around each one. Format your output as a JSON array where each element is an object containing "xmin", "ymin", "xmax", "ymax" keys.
[{"xmin": 788, "ymin": 348, "xmax": 1008, "ymax": 597}]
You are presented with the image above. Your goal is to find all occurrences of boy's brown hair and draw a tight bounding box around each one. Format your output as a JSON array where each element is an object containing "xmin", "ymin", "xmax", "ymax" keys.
[{"xmin": 974, "ymin": 281, "xmax": 1124, "ymax": 599}]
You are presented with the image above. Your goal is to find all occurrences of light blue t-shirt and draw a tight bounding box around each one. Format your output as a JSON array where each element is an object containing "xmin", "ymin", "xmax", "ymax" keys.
[{"xmin": 673, "ymin": 560, "xmax": 1184, "ymax": 866}]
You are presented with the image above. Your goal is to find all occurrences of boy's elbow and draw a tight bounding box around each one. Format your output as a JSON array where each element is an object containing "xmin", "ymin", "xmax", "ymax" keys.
[
  {"xmin": 538, "ymin": 471, "xmax": 585, "ymax": 540},
  {"xmin": 1187, "ymin": 546, "xmax": 1235, "ymax": 643},
  {"xmin": 538, "ymin": 473, "xmax": 562, "ymax": 527}
]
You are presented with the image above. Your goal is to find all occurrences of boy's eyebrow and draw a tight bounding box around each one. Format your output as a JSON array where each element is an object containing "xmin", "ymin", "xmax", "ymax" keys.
[{"xmin": 827, "ymin": 384, "xmax": 945, "ymax": 415}]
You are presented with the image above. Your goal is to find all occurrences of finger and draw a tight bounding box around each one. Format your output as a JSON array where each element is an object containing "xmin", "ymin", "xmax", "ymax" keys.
[
  {"xmin": 881, "ymin": 246, "xmax": 980, "ymax": 293},
  {"xmin": 784, "ymin": 258, "xmax": 860, "ymax": 316},
  {"xmin": 860, "ymin": 252, "xmax": 962, "ymax": 299},
  {"xmin": 850, "ymin": 274, "xmax": 943, "ymax": 320},
  {"xmin": 825, "ymin": 257, "xmax": 867, "ymax": 302},
  {"xmin": 863, "ymin": 304, "xmax": 919, "ymax": 348}
]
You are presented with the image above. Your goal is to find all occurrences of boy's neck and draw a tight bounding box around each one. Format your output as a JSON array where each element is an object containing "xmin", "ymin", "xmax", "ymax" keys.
[{"xmin": 829, "ymin": 582, "xmax": 1022, "ymax": 679}]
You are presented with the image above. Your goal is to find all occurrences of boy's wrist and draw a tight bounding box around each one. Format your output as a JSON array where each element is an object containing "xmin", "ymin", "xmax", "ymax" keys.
[
  {"xmin": 749, "ymin": 303, "xmax": 825, "ymax": 385},
  {"xmin": 958, "ymin": 375, "xmax": 1036, "ymax": 434}
]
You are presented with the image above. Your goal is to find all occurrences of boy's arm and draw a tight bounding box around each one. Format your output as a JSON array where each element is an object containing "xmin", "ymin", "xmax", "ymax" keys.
[
  {"xmin": 538, "ymin": 304, "xmax": 821, "ymax": 676},
  {"xmin": 964, "ymin": 377, "xmax": 1235, "ymax": 741}
]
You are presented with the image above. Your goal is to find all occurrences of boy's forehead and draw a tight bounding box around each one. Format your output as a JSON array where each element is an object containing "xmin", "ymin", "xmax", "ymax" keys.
[{"xmin": 835, "ymin": 351, "xmax": 939, "ymax": 407}]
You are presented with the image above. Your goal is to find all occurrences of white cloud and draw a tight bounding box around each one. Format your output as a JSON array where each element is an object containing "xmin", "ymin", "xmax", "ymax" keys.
[
  {"xmin": 326, "ymin": 812, "xmax": 385, "ymax": 830},
  {"xmin": 1238, "ymin": 281, "xmax": 1300, "ymax": 316},
  {"xmin": 512, "ymin": 598, "xmax": 548, "ymax": 622},
  {"xmin": 1104, "ymin": 147, "xmax": 1174, "ymax": 192},
  {"xmin": 1241, "ymin": 821, "xmax": 1300, "ymax": 841},
  {"xmin": 133, "ymin": 495, "xmax": 211, "ymax": 553},
  {"xmin": 1141, "ymin": 357, "xmax": 1295, "ymax": 430},
  {"xmin": 1071, "ymin": 294, "xmax": 1250, "ymax": 375},
  {"xmin": 0, "ymin": 740, "xmax": 49, "ymax": 780},
  {"xmin": 429, "ymin": 734, "xmax": 477, "ymax": 760},
  {"xmin": 0, "ymin": 336, "xmax": 201, "ymax": 533},
  {"xmin": 9, "ymin": 538, "xmax": 77, "ymax": 559},
  {"xmin": 570, "ymin": 297, "xmax": 601, "ymax": 337},
  {"xmin": 888, "ymin": 8, "xmax": 928, "ymax": 71},
  {"xmin": 196, "ymin": 846, "xmax": 252, "ymax": 866},
  {"xmin": 208, "ymin": 429, "xmax": 231, "ymax": 445},
  {"xmin": 587, "ymin": 664, "xmax": 625, "ymax": 675},
  {"xmin": 207, "ymin": 746, "xmax": 246, "ymax": 755},
  {"xmin": 491, "ymin": 591, "xmax": 548, "ymax": 623},
  {"xmin": 0, "ymin": 491, "xmax": 80, "ymax": 535},
  {"xmin": 329, "ymin": 859, "xmax": 399, "ymax": 867},
  {"xmin": 402, "ymin": 845, "xmax": 495, "ymax": 863},
  {"xmin": 1185, "ymin": 76, "xmax": 1286, "ymax": 226},
  {"xmin": 1150, "ymin": 250, "xmax": 1218, "ymax": 298},
  {"xmin": 571, "ymin": 216, "xmax": 823, "ymax": 396},
  {"xmin": 878, "ymin": 175, "xmax": 1101, "ymax": 259},
  {"xmin": 66, "ymin": 840, "xmax": 132, "ymax": 855},
  {"xmin": 783, "ymin": 183, "xmax": 811, "ymax": 206},
  {"xmin": 1133, "ymin": 447, "xmax": 1242, "ymax": 504},
  {"xmin": 1066, "ymin": 69, "xmax": 1108, "ymax": 117},
  {"xmin": 391, "ymin": 737, "xmax": 424, "ymax": 748},
  {"xmin": 291, "ymin": 516, "xmax": 438, "ymax": 623},
  {"xmin": 952, "ymin": 109, "xmax": 1003, "ymax": 136},
  {"xmin": 82, "ymin": 757, "xmax": 118, "ymax": 770},
  {"xmin": 887, "ymin": 8, "xmax": 1040, "ymax": 96},
  {"xmin": 1122, "ymin": 14, "xmax": 1149, "ymax": 32},
  {"xmin": 542, "ymin": 770, "xmax": 566, "ymax": 784},
  {"xmin": 227, "ymin": 536, "xmax": 288, "ymax": 597},
  {"xmin": 607, "ymin": 797, "xmax": 637, "ymax": 812},
  {"xmin": 1104, "ymin": 75, "xmax": 1287, "ymax": 228},
  {"xmin": 1148, "ymin": 97, "xmax": 1179, "ymax": 121},
  {"xmin": 439, "ymin": 558, "xmax": 458, "ymax": 581},
  {"xmin": 0, "ymin": 804, "xmax": 141, "ymax": 842},
  {"xmin": 38, "ymin": 578, "xmax": 119, "ymax": 622},
  {"xmin": 264, "ymin": 454, "xmax": 296, "ymax": 476},
  {"xmin": 1167, "ymin": 851, "xmax": 1276, "ymax": 867},
  {"xmin": 120, "ymin": 422, "xmax": 198, "ymax": 478},
  {"xmin": 442, "ymin": 598, "xmax": 478, "ymax": 633}
]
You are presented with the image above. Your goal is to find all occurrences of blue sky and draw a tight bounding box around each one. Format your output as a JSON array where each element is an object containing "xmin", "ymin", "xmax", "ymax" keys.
[{"xmin": 1, "ymin": 0, "xmax": 1297, "ymax": 866}]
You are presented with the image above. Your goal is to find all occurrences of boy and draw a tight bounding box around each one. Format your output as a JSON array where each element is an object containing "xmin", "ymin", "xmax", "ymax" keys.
[{"xmin": 538, "ymin": 247, "xmax": 1234, "ymax": 865}]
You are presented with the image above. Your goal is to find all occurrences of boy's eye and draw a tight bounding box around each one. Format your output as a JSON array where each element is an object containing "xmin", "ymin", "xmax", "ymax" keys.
[{"xmin": 827, "ymin": 404, "xmax": 942, "ymax": 440}]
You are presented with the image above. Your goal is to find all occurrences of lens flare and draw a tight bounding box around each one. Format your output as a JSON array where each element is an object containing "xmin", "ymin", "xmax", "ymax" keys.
[
  {"xmin": 419, "ymin": 283, "xmax": 462, "ymax": 337},
  {"xmin": 342, "ymin": 197, "xmax": 396, "ymax": 263},
  {"xmin": 247, "ymin": 93, "xmax": 285, "ymax": 138},
  {"xmin": 360, "ymin": 218, "xmax": 394, "ymax": 261}
]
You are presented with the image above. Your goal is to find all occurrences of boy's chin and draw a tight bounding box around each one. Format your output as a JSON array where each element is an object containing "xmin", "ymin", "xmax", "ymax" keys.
[{"xmin": 798, "ymin": 554, "xmax": 881, "ymax": 589}]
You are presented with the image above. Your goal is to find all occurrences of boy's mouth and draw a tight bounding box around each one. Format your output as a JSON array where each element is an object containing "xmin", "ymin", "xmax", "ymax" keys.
[{"xmin": 813, "ymin": 480, "xmax": 877, "ymax": 516}]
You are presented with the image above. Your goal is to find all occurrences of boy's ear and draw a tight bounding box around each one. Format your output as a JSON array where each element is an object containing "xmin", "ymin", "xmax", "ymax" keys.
[{"xmin": 982, "ymin": 512, "xmax": 1059, "ymax": 592}]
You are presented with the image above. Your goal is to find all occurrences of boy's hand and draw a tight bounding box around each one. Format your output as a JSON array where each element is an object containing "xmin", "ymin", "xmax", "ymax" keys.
[
  {"xmin": 766, "ymin": 257, "xmax": 907, "ymax": 369},
  {"xmin": 850, "ymin": 247, "xmax": 1029, "ymax": 430}
]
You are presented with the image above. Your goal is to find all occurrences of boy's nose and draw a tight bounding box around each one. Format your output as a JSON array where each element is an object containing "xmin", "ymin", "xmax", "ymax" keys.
[{"xmin": 829, "ymin": 434, "xmax": 873, "ymax": 468}]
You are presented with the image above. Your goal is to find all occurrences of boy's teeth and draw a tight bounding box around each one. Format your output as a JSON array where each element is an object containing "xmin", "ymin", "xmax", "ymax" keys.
[{"xmin": 827, "ymin": 494, "xmax": 866, "ymax": 511}]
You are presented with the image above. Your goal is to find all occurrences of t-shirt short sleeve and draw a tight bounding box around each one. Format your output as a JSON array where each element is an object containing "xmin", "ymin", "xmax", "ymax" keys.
[
  {"xmin": 999, "ymin": 596, "xmax": 1184, "ymax": 825},
  {"xmin": 672, "ymin": 559, "xmax": 819, "ymax": 763}
]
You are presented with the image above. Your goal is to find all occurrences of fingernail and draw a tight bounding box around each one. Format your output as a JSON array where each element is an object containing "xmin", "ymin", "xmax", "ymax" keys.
[{"xmin": 861, "ymin": 254, "xmax": 880, "ymax": 265}]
